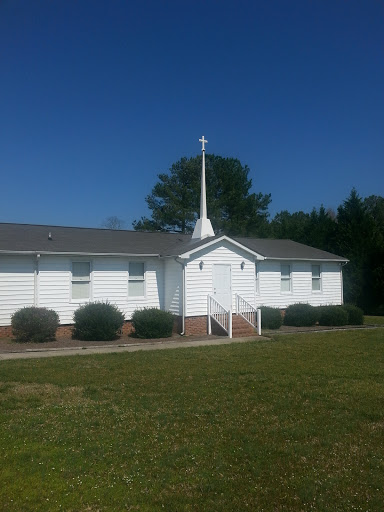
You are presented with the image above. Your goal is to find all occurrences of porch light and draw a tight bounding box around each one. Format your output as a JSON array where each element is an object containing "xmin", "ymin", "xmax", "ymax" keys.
[
  {"xmin": 199, "ymin": 261, "xmax": 204, "ymax": 270},
  {"xmin": 241, "ymin": 261, "xmax": 245, "ymax": 270}
]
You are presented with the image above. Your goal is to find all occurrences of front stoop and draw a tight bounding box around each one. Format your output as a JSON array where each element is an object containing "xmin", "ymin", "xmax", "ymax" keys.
[{"xmin": 232, "ymin": 314, "xmax": 257, "ymax": 337}]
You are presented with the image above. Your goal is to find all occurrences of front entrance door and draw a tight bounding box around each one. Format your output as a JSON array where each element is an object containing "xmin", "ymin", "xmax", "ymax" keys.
[{"xmin": 213, "ymin": 264, "xmax": 232, "ymax": 310}]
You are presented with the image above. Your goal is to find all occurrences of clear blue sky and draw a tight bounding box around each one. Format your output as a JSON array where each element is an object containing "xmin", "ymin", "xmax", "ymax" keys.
[{"xmin": 1, "ymin": 0, "xmax": 383, "ymax": 229}]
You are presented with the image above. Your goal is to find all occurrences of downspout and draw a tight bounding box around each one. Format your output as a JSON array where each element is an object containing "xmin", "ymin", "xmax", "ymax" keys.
[
  {"xmin": 175, "ymin": 257, "xmax": 186, "ymax": 335},
  {"xmin": 34, "ymin": 253, "xmax": 40, "ymax": 307},
  {"xmin": 340, "ymin": 261, "xmax": 348, "ymax": 305}
]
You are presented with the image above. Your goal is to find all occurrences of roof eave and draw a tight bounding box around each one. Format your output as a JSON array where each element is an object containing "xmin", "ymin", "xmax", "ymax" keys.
[
  {"xmin": 263, "ymin": 256, "xmax": 349, "ymax": 262},
  {"xmin": 0, "ymin": 250, "xmax": 160, "ymax": 257}
]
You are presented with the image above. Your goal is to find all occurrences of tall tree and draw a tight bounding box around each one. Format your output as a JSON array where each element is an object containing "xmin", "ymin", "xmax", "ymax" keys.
[
  {"xmin": 363, "ymin": 195, "xmax": 384, "ymax": 312},
  {"xmin": 133, "ymin": 155, "xmax": 271, "ymax": 236},
  {"xmin": 335, "ymin": 189, "xmax": 380, "ymax": 309},
  {"xmin": 268, "ymin": 206, "xmax": 337, "ymax": 250},
  {"xmin": 307, "ymin": 206, "xmax": 338, "ymax": 252},
  {"xmin": 269, "ymin": 210, "xmax": 311, "ymax": 243}
]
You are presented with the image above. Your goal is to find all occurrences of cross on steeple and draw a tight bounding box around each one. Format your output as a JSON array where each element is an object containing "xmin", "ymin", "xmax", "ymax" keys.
[{"xmin": 199, "ymin": 136, "xmax": 208, "ymax": 151}]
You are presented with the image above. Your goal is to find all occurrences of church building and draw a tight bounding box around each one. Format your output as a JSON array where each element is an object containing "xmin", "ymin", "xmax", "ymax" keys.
[{"xmin": 0, "ymin": 137, "xmax": 348, "ymax": 338}]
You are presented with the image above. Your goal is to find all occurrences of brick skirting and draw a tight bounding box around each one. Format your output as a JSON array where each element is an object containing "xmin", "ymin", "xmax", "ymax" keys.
[
  {"xmin": 184, "ymin": 315, "xmax": 229, "ymax": 336},
  {"xmin": 0, "ymin": 321, "xmax": 137, "ymax": 340},
  {"xmin": 0, "ymin": 325, "xmax": 13, "ymax": 338},
  {"xmin": 184, "ymin": 316, "xmax": 208, "ymax": 335}
]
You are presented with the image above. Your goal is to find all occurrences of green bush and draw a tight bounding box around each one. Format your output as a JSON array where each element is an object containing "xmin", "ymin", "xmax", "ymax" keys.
[
  {"xmin": 131, "ymin": 308, "xmax": 175, "ymax": 338},
  {"xmin": 318, "ymin": 306, "xmax": 348, "ymax": 326},
  {"xmin": 343, "ymin": 304, "xmax": 364, "ymax": 325},
  {"xmin": 259, "ymin": 306, "xmax": 282, "ymax": 330},
  {"xmin": 284, "ymin": 303, "xmax": 318, "ymax": 327},
  {"xmin": 73, "ymin": 302, "xmax": 125, "ymax": 341},
  {"xmin": 11, "ymin": 306, "xmax": 59, "ymax": 343}
]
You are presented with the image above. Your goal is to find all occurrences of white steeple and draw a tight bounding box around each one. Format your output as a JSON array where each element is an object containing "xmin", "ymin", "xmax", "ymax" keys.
[{"xmin": 192, "ymin": 136, "xmax": 215, "ymax": 239}]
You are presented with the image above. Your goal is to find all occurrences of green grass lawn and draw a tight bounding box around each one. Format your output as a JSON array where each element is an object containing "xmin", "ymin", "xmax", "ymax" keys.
[
  {"xmin": 1, "ymin": 330, "xmax": 383, "ymax": 512},
  {"xmin": 365, "ymin": 315, "xmax": 384, "ymax": 325}
]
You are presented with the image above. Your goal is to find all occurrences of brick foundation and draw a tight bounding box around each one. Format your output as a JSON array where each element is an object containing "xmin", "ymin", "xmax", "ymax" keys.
[
  {"xmin": 56, "ymin": 325, "xmax": 74, "ymax": 338},
  {"xmin": 184, "ymin": 314, "xmax": 260, "ymax": 337},
  {"xmin": 121, "ymin": 321, "xmax": 135, "ymax": 335},
  {"xmin": 184, "ymin": 316, "xmax": 209, "ymax": 336},
  {"xmin": 0, "ymin": 325, "xmax": 13, "ymax": 338},
  {"xmin": 183, "ymin": 315, "xmax": 233, "ymax": 336},
  {"xmin": 0, "ymin": 321, "xmax": 136, "ymax": 340}
]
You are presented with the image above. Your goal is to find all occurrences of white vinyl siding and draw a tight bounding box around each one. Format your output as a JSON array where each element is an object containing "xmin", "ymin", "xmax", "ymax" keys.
[
  {"xmin": 72, "ymin": 261, "xmax": 91, "ymax": 300},
  {"xmin": 184, "ymin": 241, "xmax": 256, "ymax": 317},
  {"xmin": 38, "ymin": 256, "xmax": 163, "ymax": 325},
  {"xmin": 128, "ymin": 262, "xmax": 145, "ymax": 297},
  {"xmin": 257, "ymin": 260, "xmax": 343, "ymax": 309},
  {"xmin": 281, "ymin": 264, "xmax": 291, "ymax": 292},
  {"xmin": 164, "ymin": 258, "xmax": 182, "ymax": 315},
  {"xmin": 0, "ymin": 249, "xmax": 344, "ymax": 328},
  {"xmin": 0, "ymin": 256, "xmax": 35, "ymax": 326},
  {"xmin": 312, "ymin": 264, "xmax": 321, "ymax": 291}
]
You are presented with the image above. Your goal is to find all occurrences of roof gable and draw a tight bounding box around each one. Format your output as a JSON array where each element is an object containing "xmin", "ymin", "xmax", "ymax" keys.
[{"xmin": 176, "ymin": 235, "xmax": 264, "ymax": 259}]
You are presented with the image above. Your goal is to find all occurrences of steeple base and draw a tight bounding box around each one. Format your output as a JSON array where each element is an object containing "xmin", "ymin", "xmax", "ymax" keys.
[{"xmin": 192, "ymin": 218, "xmax": 215, "ymax": 240}]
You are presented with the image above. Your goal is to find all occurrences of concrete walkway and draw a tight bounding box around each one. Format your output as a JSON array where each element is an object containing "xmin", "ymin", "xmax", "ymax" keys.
[{"xmin": 0, "ymin": 335, "xmax": 270, "ymax": 361}]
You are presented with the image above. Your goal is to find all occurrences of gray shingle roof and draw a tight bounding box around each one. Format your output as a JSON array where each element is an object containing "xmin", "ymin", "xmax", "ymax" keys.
[
  {"xmin": 233, "ymin": 237, "xmax": 347, "ymax": 261},
  {"xmin": 0, "ymin": 223, "xmax": 347, "ymax": 261},
  {"xmin": 0, "ymin": 223, "xmax": 190, "ymax": 255}
]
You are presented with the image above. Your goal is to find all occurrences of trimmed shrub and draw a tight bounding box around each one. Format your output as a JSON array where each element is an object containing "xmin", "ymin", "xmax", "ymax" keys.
[
  {"xmin": 259, "ymin": 306, "xmax": 282, "ymax": 330},
  {"xmin": 343, "ymin": 304, "xmax": 364, "ymax": 325},
  {"xmin": 131, "ymin": 308, "xmax": 174, "ymax": 338},
  {"xmin": 318, "ymin": 305, "xmax": 348, "ymax": 326},
  {"xmin": 73, "ymin": 302, "xmax": 125, "ymax": 341},
  {"xmin": 11, "ymin": 306, "xmax": 59, "ymax": 343},
  {"xmin": 284, "ymin": 303, "xmax": 318, "ymax": 327}
]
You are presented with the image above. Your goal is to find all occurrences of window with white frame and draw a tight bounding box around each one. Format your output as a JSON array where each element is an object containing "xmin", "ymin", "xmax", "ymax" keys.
[
  {"xmin": 312, "ymin": 264, "xmax": 321, "ymax": 291},
  {"xmin": 281, "ymin": 264, "xmax": 291, "ymax": 292},
  {"xmin": 72, "ymin": 261, "xmax": 91, "ymax": 300},
  {"xmin": 129, "ymin": 262, "xmax": 145, "ymax": 297},
  {"xmin": 255, "ymin": 263, "xmax": 260, "ymax": 294}
]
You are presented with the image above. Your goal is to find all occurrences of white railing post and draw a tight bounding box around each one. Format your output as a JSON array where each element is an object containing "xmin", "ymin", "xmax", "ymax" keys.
[
  {"xmin": 257, "ymin": 308, "xmax": 261, "ymax": 336},
  {"xmin": 235, "ymin": 294, "xmax": 261, "ymax": 336},
  {"xmin": 207, "ymin": 295, "xmax": 212, "ymax": 335},
  {"xmin": 207, "ymin": 294, "xmax": 232, "ymax": 338}
]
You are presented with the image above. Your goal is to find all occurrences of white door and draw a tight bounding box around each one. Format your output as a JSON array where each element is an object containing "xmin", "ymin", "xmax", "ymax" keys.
[{"xmin": 213, "ymin": 264, "xmax": 232, "ymax": 310}]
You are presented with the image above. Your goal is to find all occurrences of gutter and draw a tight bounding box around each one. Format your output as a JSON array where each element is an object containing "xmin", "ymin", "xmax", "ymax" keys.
[
  {"xmin": 340, "ymin": 261, "xmax": 348, "ymax": 304},
  {"xmin": 0, "ymin": 250, "xmax": 160, "ymax": 257},
  {"xmin": 34, "ymin": 253, "xmax": 40, "ymax": 307},
  {"xmin": 262, "ymin": 256, "xmax": 349, "ymax": 263},
  {"xmin": 175, "ymin": 257, "xmax": 186, "ymax": 335}
]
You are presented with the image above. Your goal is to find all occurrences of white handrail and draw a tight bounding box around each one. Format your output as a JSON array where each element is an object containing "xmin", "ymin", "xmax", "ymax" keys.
[
  {"xmin": 235, "ymin": 294, "xmax": 261, "ymax": 336},
  {"xmin": 208, "ymin": 295, "xmax": 232, "ymax": 338}
]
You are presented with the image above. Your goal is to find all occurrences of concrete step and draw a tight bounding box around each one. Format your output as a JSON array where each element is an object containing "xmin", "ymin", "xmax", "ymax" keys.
[{"xmin": 211, "ymin": 314, "xmax": 257, "ymax": 337}]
